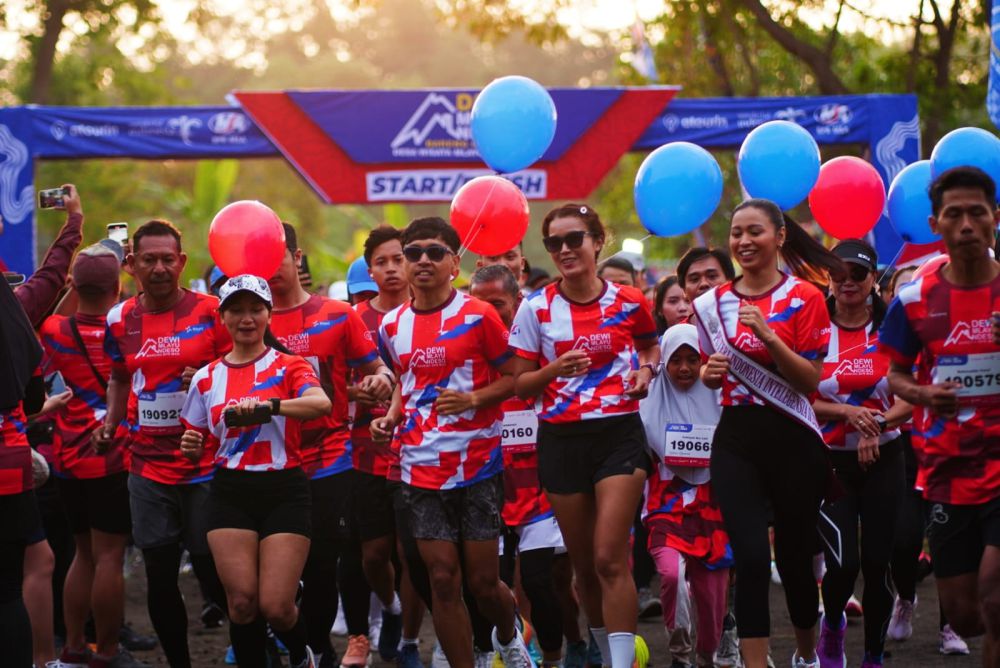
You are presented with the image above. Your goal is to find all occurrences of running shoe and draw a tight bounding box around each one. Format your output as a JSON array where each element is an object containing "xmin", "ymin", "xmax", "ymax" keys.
[
  {"xmin": 886, "ymin": 595, "xmax": 915, "ymax": 641},
  {"xmin": 565, "ymin": 640, "xmax": 588, "ymax": 668},
  {"xmin": 637, "ymin": 587, "xmax": 662, "ymax": 620},
  {"xmin": 859, "ymin": 653, "xmax": 882, "ymax": 668},
  {"xmin": 790, "ymin": 652, "xmax": 819, "ymax": 668},
  {"xmin": 816, "ymin": 614, "xmax": 846, "ymax": 668},
  {"xmin": 87, "ymin": 647, "xmax": 151, "ymax": 668},
  {"xmin": 58, "ymin": 646, "xmax": 93, "ymax": 668},
  {"xmin": 397, "ymin": 643, "xmax": 424, "ymax": 668},
  {"xmin": 340, "ymin": 635, "xmax": 372, "ymax": 668},
  {"xmin": 845, "ymin": 595, "xmax": 863, "ymax": 619},
  {"xmin": 225, "ymin": 645, "xmax": 237, "ymax": 665},
  {"xmin": 716, "ymin": 617, "xmax": 741, "ymax": 668},
  {"xmin": 119, "ymin": 624, "xmax": 157, "ymax": 652},
  {"xmin": 938, "ymin": 625, "xmax": 970, "ymax": 655},
  {"xmin": 46, "ymin": 662, "xmax": 78, "ymax": 668},
  {"xmin": 584, "ymin": 632, "xmax": 604, "ymax": 668},
  {"xmin": 379, "ymin": 609, "xmax": 403, "ymax": 661},
  {"xmin": 491, "ymin": 627, "xmax": 536, "ymax": 668}
]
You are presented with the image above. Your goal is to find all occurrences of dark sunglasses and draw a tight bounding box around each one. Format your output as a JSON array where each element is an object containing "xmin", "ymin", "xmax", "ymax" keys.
[
  {"xmin": 844, "ymin": 264, "xmax": 872, "ymax": 282},
  {"xmin": 402, "ymin": 244, "xmax": 453, "ymax": 263},
  {"xmin": 542, "ymin": 231, "xmax": 592, "ymax": 253}
]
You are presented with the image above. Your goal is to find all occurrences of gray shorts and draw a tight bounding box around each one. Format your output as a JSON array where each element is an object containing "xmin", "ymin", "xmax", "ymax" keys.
[
  {"xmin": 127, "ymin": 474, "xmax": 211, "ymax": 554},
  {"xmin": 402, "ymin": 474, "xmax": 503, "ymax": 543}
]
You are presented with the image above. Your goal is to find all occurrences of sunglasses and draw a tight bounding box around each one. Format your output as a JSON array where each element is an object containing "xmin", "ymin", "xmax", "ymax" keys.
[
  {"xmin": 402, "ymin": 244, "xmax": 453, "ymax": 263},
  {"xmin": 844, "ymin": 264, "xmax": 872, "ymax": 282},
  {"xmin": 542, "ymin": 231, "xmax": 592, "ymax": 253}
]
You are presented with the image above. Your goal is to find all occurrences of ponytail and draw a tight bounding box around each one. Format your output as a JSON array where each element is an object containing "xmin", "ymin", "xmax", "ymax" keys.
[{"xmin": 869, "ymin": 287, "xmax": 887, "ymax": 330}]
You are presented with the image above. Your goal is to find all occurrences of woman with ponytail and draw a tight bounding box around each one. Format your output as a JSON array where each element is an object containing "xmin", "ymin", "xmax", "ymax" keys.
[
  {"xmin": 693, "ymin": 199, "xmax": 842, "ymax": 668},
  {"xmin": 812, "ymin": 240, "xmax": 912, "ymax": 668}
]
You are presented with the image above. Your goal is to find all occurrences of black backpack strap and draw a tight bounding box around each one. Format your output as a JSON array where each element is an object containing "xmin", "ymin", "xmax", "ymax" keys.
[{"xmin": 68, "ymin": 315, "xmax": 109, "ymax": 391}]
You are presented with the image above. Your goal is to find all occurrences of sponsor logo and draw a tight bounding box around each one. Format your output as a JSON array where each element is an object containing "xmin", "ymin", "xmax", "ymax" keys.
[
  {"xmin": 390, "ymin": 92, "xmax": 477, "ymax": 159},
  {"xmin": 280, "ymin": 332, "xmax": 311, "ymax": 354},
  {"xmin": 661, "ymin": 114, "xmax": 729, "ymax": 133},
  {"xmin": 814, "ymin": 103, "xmax": 852, "ymax": 136},
  {"xmin": 572, "ymin": 333, "xmax": 612, "ymax": 354},
  {"xmin": 363, "ymin": 330, "xmax": 375, "ymax": 342},
  {"xmin": 928, "ymin": 503, "xmax": 950, "ymax": 525},
  {"xmin": 832, "ymin": 357, "xmax": 874, "ymax": 377},
  {"xmin": 166, "ymin": 115, "xmax": 203, "ymax": 146},
  {"xmin": 135, "ymin": 336, "xmax": 181, "ymax": 359},
  {"xmin": 208, "ymin": 112, "xmax": 249, "ymax": 135},
  {"xmin": 366, "ymin": 169, "xmax": 546, "ymax": 202},
  {"xmin": 944, "ymin": 320, "xmax": 993, "ymax": 346},
  {"xmin": 50, "ymin": 121, "xmax": 120, "ymax": 141},
  {"xmin": 773, "ymin": 107, "xmax": 807, "ymax": 123},
  {"xmin": 510, "ymin": 324, "xmax": 521, "ymax": 337},
  {"xmin": 734, "ymin": 331, "xmax": 766, "ymax": 352},
  {"xmin": 409, "ymin": 346, "xmax": 447, "ymax": 368}
]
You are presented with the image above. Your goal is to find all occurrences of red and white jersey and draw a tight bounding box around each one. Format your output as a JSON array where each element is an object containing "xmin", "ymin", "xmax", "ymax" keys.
[
  {"xmin": 0, "ymin": 404, "xmax": 31, "ymax": 496},
  {"xmin": 181, "ymin": 348, "xmax": 321, "ymax": 472},
  {"xmin": 701, "ymin": 275, "xmax": 830, "ymax": 408},
  {"xmin": 350, "ymin": 299, "xmax": 398, "ymax": 478},
  {"xmin": 500, "ymin": 397, "xmax": 552, "ymax": 527},
  {"xmin": 105, "ymin": 290, "xmax": 231, "ymax": 484},
  {"xmin": 817, "ymin": 321, "xmax": 899, "ymax": 451},
  {"xmin": 509, "ymin": 280, "xmax": 657, "ymax": 423},
  {"xmin": 880, "ymin": 265, "xmax": 1000, "ymax": 505},
  {"xmin": 378, "ymin": 290, "xmax": 511, "ymax": 490},
  {"xmin": 270, "ymin": 295, "xmax": 378, "ymax": 479}
]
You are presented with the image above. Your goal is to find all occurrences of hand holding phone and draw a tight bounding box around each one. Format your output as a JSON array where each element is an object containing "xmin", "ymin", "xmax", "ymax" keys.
[
  {"xmin": 107, "ymin": 222, "xmax": 128, "ymax": 246},
  {"xmin": 38, "ymin": 187, "xmax": 70, "ymax": 210},
  {"xmin": 223, "ymin": 403, "xmax": 273, "ymax": 428}
]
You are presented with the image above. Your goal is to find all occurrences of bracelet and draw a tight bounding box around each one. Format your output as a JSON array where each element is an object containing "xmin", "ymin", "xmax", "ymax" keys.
[{"xmin": 639, "ymin": 363, "xmax": 656, "ymax": 376}]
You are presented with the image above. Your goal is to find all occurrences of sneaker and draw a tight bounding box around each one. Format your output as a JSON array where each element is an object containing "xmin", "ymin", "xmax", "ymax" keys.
[
  {"xmin": 225, "ymin": 645, "xmax": 237, "ymax": 665},
  {"xmin": 716, "ymin": 614, "xmax": 740, "ymax": 667},
  {"xmin": 379, "ymin": 609, "xmax": 403, "ymax": 661},
  {"xmin": 565, "ymin": 640, "xmax": 588, "ymax": 668},
  {"xmin": 845, "ymin": 595, "xmax": 863, "ymax": 619},
  {"xmin": 87, "ymin": 647, "xmax": 151, "ymax": 667},
  {"xmin": 491, "ymin": 627, "xmax": 535, "ymax": 668},
  {"xmin": 938, "ymin": 625, "xmax": 970, "ymax": 655},
  {"xmin": 119, "ymin": 625, "xmax": 157, "ymax": 652},
  {"xmin": 58, "ymin": 646, "xmax": 93, "ymax": 668},
  {"xmin": 585, "ymin": 633, "xmax": 604, "ymax": 668},
  {"xmin": 431, "ymin": 643, "xmax": 449, "ymax": 668},
  {"xmin": 637, "ymin": 587, "xmax": 662, "ymax": 620},
  {"xmin": 46, "ymin": 662, "xmax": 78, "ymax": 668},
  {"xmin": 397, "ymin": 643, "xmax": 425, "ymax": 668},
  {"xmin": 201, "ymin": 601, "xmax": 226, "ymax": 629},
  {"xmin": 816, "ymin": 614, "xmax": 846, "ymax": 668},
  {"xmin": 332, "ymin": 599, "xmax": 348, "ymax": 636},
  {"xmin": 790, "ymin": 652, "xmax": 818, "ymax": 668},
  {"xmin": 860, "ymin": 653, "xmax": 882, "ymax": 668},
  {"xmin": 341, "ymin": 635, "xmax": 372, "ymax": 668},
  {"xmin": 887, "ymin": 596, "xmax": 915, "ymax": 641}
]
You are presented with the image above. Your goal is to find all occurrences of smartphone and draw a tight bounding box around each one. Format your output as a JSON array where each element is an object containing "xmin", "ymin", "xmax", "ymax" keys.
[
  {"xmin": 38, "ymin": 187, "xmax": 69, "ymax": 209},
  {"xmin": 45, "ymin": 371, "xmax": 67, "ymax": 396},
  {"xmin": 223, "ymin": 404, "xmax": 273, "ymax": 428},
  {"xmin": 107, "ymin": 222, "xmax": 128, "ymax": 246},
  {"xmin": 3, "ymin": 272, "xmax": 26, "ymax": 286},
  {"xmin": 298, "ymin": 253, "xmax": 313, "ymax": 288}
]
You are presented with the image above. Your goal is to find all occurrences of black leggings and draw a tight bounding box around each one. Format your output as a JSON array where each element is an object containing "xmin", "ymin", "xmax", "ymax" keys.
[
  {"xmin": 0, "ymin": 536, "xmax": 30, "ymax": 668},
  {"xmin": 891, "ymin": 433, "xmax": 924, "ymax": 604},
  {"xmin": 499, "ymin": 532, "xmax": 564, "ymax": 653},
  {"xmin": 818, "ymin": 438, "xmax": 904, "ymax": 656},
  {"xmin": 711, "ymin": 406, "xmax": 829, "ymax": 638}
]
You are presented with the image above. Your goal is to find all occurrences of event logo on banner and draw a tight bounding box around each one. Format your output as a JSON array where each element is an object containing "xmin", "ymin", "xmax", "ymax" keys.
[
  {"xmin": 390, "ymin": 92, "xmax": 477, "ymax": 159},
  {"xmin": 366, "ymin": 169, "xmax": 546, "ymax": 202}
]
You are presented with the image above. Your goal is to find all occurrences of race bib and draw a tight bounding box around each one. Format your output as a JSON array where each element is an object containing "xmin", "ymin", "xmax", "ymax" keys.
[
  {"xmin": 663, "ymin": 423, "xmax": 714, "ymax": 467},
  {"xmin": 137, "ymin": 390, "xmax": 186, "ymax": 432},
  {"xmin": 933, "ymin": 352, "xmax": 1000, "ymax": 405},
  {"xmin": 501, "ymin": 410, "xmax": 538, "ymax": 454}
]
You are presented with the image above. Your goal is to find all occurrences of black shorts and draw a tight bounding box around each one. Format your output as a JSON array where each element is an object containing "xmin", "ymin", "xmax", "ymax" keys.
[
  {"xmin": 57, "ymin": 472, "xmax": 131, "ymax": 535},
  {"xmin": 537, "ymin": 413, "xmax": 650, "ymax": 494},
  {"xmin": 0, "ymin": 490, "xmax": 44, "ymax": 547},
  {"xmin": 402, "ymin": 474, "xmax": 503, "ymax": 543},
  {"xmin": 206, "ymin": 467, "xmax": 311, "ymax": 540},
  {"xmin": 310, "ymin": 470, "xmax": 354, "ymax": 554},
  {"xmin": 926, "ymin": 495, "xmax": 1000, "ymax": 578},
  {"xmin": 352, "ymin": 470, "xmax": 395, "ymax": 542}
]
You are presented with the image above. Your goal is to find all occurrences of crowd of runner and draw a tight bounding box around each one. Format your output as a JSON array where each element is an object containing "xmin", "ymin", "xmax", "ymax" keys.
[{"xmin": 1, "ymin": 165, "xmax": 999, "ymax": 668}]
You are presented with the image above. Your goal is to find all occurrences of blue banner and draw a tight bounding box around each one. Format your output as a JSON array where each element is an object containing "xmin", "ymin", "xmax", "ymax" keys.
[
  {"xmin": 287, "ymin": 89, "xmax": 622, "ymax": 164},
  {"xmin": 991, "ymin": 0, "xmax": 1000, "ymax": 130}
]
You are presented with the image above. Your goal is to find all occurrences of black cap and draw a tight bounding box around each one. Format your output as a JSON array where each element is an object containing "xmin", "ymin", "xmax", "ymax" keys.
[{"xmin": 833, "ymin": 239, "xmax": 877, "ymax": 272}]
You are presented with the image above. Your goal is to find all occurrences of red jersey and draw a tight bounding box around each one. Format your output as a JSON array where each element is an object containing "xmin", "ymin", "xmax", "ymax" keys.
[
  {"xmin": 378, "ymin": 290, "xmax": 511, "ymax": 490},
  {"xmin": 817, "ymin": 321, "xmax": 899, "ymax": 451},
  {"xmin": 701, "ymin": 275, "xmax": 830, "ymax": 407},
  {"xmin": 0, "ymin": 404, "xmax": 31, "ymax": 495},
  {"xmin": 879, "ymin": 266, "xmax": 1000, "ymax": 504},
  {"xmin": 509, "ymin": 281, "xmax": 657, "ymax": 423},
  {"xmin": 105, "ymin": 290, "xmax": 231, "ymax": 485},
  {"xmin": 350, "ymin": 299, "xmax": 398, "ymax": 477},
  {"xmin": 643, "ymin": 467, "xmax": 731, "ymax": 569},
  {"xmin": 500, "ymin": 397, "xmax": 552, "ymax": 527},
  {"xmin": 181, "ymin": 348, "xmax": 320, "ymax": 471},
  {"xmin": 269, "ymin": 295, "xmax": 378, "ymax": 479},
  {"xmin": 40, "ymin": 314, "xmax": 127, "ymax": 478}
]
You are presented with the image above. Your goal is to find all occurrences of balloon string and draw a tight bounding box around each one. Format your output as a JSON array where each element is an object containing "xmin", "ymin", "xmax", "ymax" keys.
[
  {"xmin": 598, "ymin": 234, "xmax": 652, "ymax": 268},
  {"xmin": 457, "ymin": 177, "xmax": 502, "ymax": 259},
  {"xmin": 878, "ymin": 245, "xmax": 906, "ymax": 284}
]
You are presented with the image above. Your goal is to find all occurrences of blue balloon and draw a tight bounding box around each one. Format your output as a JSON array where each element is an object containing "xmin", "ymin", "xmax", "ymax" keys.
[
  {"xmin": 888, "ymin": 160, "xmax": 939, "ymax": 245},
  {"xmin": 471, "ymin": 76, "xmax": 557, "ymax": 174},
  {"xmin": 930, "ymin": 127, "xmax": 1000, "ymax": 193},
  {"xmin": 634, "ymin": 142, "xmax": 724, "ymax": 238},
  {"xmin": 737, "ymin": 121, "xmax": 820, "ymax": 210}
]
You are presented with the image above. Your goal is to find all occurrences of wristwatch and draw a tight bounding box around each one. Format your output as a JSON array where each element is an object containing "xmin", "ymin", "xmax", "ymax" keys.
[
  {"xmin": 270, "ymin": 398, "xmax": 281, "ymax": 417},
  {"xmin": 874, "ymin": 415, "xmax": 887, "ymax": 433}
]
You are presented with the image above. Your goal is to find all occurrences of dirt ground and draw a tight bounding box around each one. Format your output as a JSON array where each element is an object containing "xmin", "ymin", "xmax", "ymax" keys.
[{"xmin": 122, "ymin": 557, "xmax": 982, "ymax": 668}]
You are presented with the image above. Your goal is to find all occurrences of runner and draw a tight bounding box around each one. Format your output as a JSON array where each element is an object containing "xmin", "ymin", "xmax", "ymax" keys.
[
  {"xmin": 179, "ymin": 275, "xmax": 331, "ymax": 668},
  {"xmin": 267, "ymin": 223, "xmax": 395, "ymax": 668},
  {"xmin": 477, "ymin": 243, "xmax": 528, "ymax": 286},
  {"xmin": 881, "ymin": 166, "xmax": 1000, "ymax": 666},
  {"xmin": 95, "ymin": 220, "xmax": 231, "ymax": 668},
  {"xmin": 40, "ymin": 245, "xmax": 147, "ymax": 668},
  {"xmin": 469, "ymin": 263, "xmax": 586, "ymax": 668},
  {"xmin": 693, "ymin": 198, "xmax": 845, "ymax": 668},
  {"xmin": 597, "ymin": 257, "xmax": 638, "ymax": 288},
  {"xmin": 509, "ymin": 203, "xmax": 660, "ymax": 668},
  {"xmin": 370, "ymin": 217, "xmax": 534, "ymax": 668},
  {"xmin": 811, "ymin": 240, "xmax": 912, "ymax": 668},
  {"xmin": 652, "ymin": 276, "xmax": 691, "ymax": 335},
  {"xmin": 640, "ymin": 323, "xmax": 731, "ymax": 668}
]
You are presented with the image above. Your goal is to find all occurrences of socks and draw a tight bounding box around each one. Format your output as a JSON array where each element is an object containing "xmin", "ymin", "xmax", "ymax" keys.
[
  {"xmin": 589, "ymin": 627, "xmax": 611, "ymax": 666},
  {"xmin": 229, "ymin": 617, "xmax": 268, "ymax": 668},
  {"xmin": 607, "ymin": 632, "xmax": 635, "ymax": 668},
  {"xmin": 272, "ymin": 613, "xmax": 309, "ymax": 667},
  {"xmin": 402, "ymin": 637, "xmax": 419, "ymax": 647},
  {"xmin": 386, "ymin": 592, "xmax": 402, "ymax": 616}
]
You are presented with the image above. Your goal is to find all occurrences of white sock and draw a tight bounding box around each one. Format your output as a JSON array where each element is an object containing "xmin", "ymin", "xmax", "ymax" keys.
[
  {"xmin": 608, "ymin": 632, "xmax": 635, "ymax": 668},
  {"xmin": 386, "ymin": 592, "xmax": 402, "ymax": 615},
  {"xmin": 402, "ymin": 637, "xmax": 418, "ymax": 647},
  {"xmin": 589, "ymin": 627, "xmax": 611, "ymax": 666}
]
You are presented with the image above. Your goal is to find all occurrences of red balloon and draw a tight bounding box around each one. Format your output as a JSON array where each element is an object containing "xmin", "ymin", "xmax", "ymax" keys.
[
  {"xmin": 450, "ymin": 176, "xmax": 530, "ymax": 256},
  {"xmin": 808, "ymin": 157, "xmax": 886, "ymax": 240},
  {"xmin": 208, "ymin": 201, "xmax": 286, "ymax": 279}
]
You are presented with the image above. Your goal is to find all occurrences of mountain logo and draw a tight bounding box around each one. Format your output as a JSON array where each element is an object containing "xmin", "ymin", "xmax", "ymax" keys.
[
  {"xmin": 833, "ymin": 358, "xmax": 873, "ymax": 377},
  {"xmin": 135, "ymin": 336, "xmax": 180, "ymax": 359},
  {"xmin": 572, "ymin": 333, "xmax": 612, "ymax": 353},
  {"xmin": 391, "ymin": 93, "xmax": 474, "ymax": 155},
  {"xmin": 734, "ymin": 332, "xmax": 765, "ymax": 352},
  {"xmin": 409, "ymin": 346, "xmax": 447, "ymax": 368},
  {"xmin": 944, "ymin": 319, "xmax": 992, "ymax": 346}
]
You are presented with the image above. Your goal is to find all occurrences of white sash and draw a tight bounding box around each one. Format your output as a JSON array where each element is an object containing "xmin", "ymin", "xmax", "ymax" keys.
[{"xmin": 693, "ymin": 288, "xmax": 823, "ymax": 440}]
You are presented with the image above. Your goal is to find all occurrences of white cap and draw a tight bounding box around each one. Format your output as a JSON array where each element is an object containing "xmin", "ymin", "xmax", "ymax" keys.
[
  {"xmin": 327, "ymin": 280, "xmax": 349, "ymax": 301},
  {"xmin": 219, "ymin": 274, "xmax": 273, "ymax": 309}
]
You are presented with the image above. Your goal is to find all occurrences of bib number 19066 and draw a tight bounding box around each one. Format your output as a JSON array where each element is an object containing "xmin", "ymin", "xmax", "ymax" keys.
[{"xmin": 663, "ymin": 423, "xmax": 714, "ymax": 467}]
